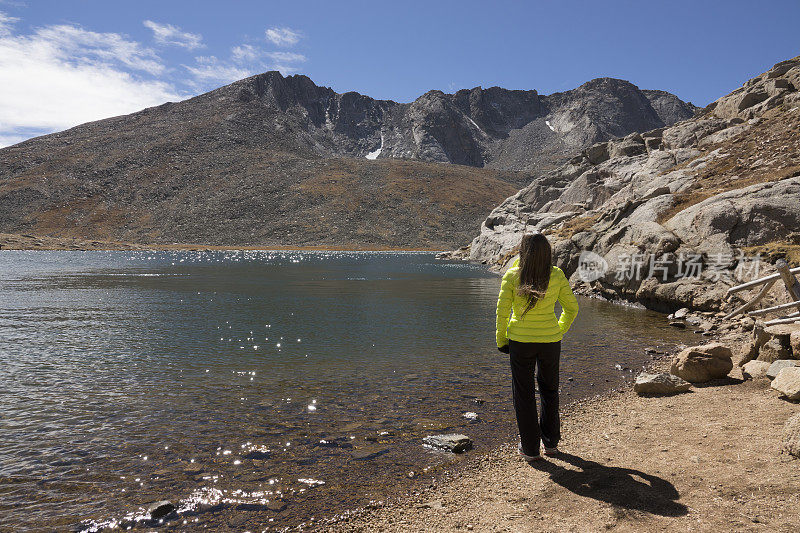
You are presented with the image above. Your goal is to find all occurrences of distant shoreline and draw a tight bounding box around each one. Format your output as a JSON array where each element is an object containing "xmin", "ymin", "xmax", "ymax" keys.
[{"xmin": 0, "ymin": 233, "xmax": 445, "ymax": 252}]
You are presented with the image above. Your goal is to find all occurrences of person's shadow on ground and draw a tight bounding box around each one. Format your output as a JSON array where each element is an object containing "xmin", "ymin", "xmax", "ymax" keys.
[{"xmin": 528, "ymin": 452, "xmax": 688, "ymax": 517}]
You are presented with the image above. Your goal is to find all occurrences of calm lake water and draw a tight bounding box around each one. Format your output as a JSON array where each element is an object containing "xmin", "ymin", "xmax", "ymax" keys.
[{"xmin": 0, "ymin": 251, "xmax": 697, "ymax": 531}]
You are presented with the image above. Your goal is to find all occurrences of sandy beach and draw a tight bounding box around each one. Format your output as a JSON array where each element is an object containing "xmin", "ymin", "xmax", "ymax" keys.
[{"xmin": 324, "ymin": 332, "xmax": 800, "ymax": 533}]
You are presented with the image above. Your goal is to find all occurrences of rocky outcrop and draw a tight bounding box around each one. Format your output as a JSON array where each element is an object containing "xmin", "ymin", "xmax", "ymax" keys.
[
  {"xmin": 670, "ymin": 343, "xmax": 733, "ymax": 383},
  {"xmin": 231, "ymin": 74, "xmax": 696, "ymax": 173},
  {"xmin": 460, "ymin": 55, "xmax": 800, "ymax": 312}
]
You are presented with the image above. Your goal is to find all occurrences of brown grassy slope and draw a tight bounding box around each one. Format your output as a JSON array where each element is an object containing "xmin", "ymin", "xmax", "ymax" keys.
[{"xmin": 0, "ymin": 144, "xmax": 524, "ymax": 248}]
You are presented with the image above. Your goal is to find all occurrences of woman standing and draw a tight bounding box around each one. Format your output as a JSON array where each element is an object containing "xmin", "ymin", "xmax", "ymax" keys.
[{"xmin": 496, "ymin": 233, "xmax": 579, "ymax": 461}]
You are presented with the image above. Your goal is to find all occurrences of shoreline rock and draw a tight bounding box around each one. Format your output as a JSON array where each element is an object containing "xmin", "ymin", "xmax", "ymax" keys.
[
  {"xmin": 670, "ymin": 343, "xmax": 733, "ymax": 383},
  {"xmin": 633, "ymin": 372, "xmax": 692, "ymax": 395},
  {"xmin": 771, "ymin": 367, "xmax": 800, "ymax": 400},
  {"xmin": 422, "ymin": 434, "xmax": 473, "ymax": 453},
  {"xmin": 767, "ymin": 360, "xmax": 800, "ymax": 380},
  {"xmin": 742, "ymin": 360, "xmax": 771, "ymax": 380}
]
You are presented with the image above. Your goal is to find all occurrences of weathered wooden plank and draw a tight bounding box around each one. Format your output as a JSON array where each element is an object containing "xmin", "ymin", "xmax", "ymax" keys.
[
  {"xmin": 747, "ymin": 300, "xmax": 800, "ymax": 317},
  {"xmin": 776, "ymin": 260, "xmax": 800, "ymax": 314},
  {"xmin": 726, "ymin": 265, "xmax": 800, "ymax": 294},
  {"xmin": 764, "ymin": 316, "xmax": 800, "ymax": 326},
  {"xmin": 724, "ymin": 279, "xmax": 777, "ymax": 320}
]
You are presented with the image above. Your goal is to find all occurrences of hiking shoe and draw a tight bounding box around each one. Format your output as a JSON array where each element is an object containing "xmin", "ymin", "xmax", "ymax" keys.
[
  {"xmin": 518, "ymin": 444, "xmax": 542, "ymax": 462},
  {"xmin": 543, "ymin": 446, "xmax": 559, "ymax": 456}
]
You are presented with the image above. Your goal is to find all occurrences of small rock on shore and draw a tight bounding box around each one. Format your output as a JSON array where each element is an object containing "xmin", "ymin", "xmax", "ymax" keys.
[
  {"xmin": 670, "ymin": 343, "xmax": 733, "ymax": 383},
  {"xmin": 742, "ymin": 360, "xmax": 771, "ymax": 380},
  {"xmin": 634, "ymin": 372, "xmax": 691, "ymax": 395},
  {"xmin": 783, "ymin": 412, "xmax": 800, "ymax": 457},
  {"xmin": 423, "ymin": 434, "xmax": 473, "ymax": 453},
  {"xmin": 771, "ymin": 367, "xmax": 800, "ymax": 401}
]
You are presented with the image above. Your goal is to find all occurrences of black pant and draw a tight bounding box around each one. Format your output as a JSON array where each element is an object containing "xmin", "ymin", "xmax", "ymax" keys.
[{"xmin": 509, "ymin": 339, "xmax": 561, "ymax": 455}]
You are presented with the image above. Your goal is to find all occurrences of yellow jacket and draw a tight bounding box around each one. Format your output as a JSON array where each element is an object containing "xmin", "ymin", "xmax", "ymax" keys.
[{"xmin": 496, "ymin": 260, "xmax": 579, "ymax": 347}]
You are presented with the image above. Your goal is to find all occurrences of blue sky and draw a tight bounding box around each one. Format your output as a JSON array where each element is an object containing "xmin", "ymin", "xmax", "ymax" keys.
[{"xmin": 0, "ymin": 0, "xmax": 798, "ymax": 147}]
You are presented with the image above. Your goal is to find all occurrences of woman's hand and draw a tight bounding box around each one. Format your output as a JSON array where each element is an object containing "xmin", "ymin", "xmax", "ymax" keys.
[{"xmin": 497, "ymin": 345, "xmax": 510, "ymax": 354}]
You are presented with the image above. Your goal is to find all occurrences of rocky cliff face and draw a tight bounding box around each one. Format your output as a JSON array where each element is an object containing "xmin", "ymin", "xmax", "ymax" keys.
[
  {"xmin": 462, "ymin": 56, "xmax": 800, "ymax": 312},
  {"xmin": 0, "ymin": 72, "xmax": 695, "ymax": 248},
  {"xmin": 225, "ymin": 72, "xmax": 696, "ymax": 173}
]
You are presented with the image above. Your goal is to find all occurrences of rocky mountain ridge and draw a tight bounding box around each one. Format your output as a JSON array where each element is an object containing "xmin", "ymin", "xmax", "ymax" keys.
[
  {"xmin": 458, "ymin": 55, "xmax": 800, "ymax": 312},
  {"xmin": 224, "ymin": 72, "xmax": 697, "ymax": 172},
  {"xmin": 0, "ymin": 71, "xmax": 696, "ymax": 248}
]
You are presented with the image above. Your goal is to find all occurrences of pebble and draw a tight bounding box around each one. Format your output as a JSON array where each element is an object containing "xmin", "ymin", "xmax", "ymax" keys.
[{"xmin": 147, "ymin": 500, "xmax": 175, "ymax": 520}]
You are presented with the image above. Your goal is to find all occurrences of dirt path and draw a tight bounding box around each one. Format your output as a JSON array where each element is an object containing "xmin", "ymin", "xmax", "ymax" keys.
[{"xmin": 326, "ymin": 358, "xmax": 800, "ymax": 532}]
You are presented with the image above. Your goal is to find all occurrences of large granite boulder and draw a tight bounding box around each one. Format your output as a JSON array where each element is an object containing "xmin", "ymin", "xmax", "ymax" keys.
[
  {"xmin": 767, "ymin": 360, "xmax": 800, "ymax": 380},
  {"xmin": 633, "ymin": 372, "xmax": 692, "ymax": 395},
  {"xmin": 783, "ymin": 412, "xmax": 800, "ymax": 458},
  {"xmin": 758, "ymin": 339, "xmax": 793, "ymax": 363},
  {"xmin": 792, "ymin": 330, "xmax": 800, "ymax": 356},
  {"xmin": 670, "ymin": 343, "xmax": 733, "ymax": 383},
  {"xmin": 664, "ymin": 177, "xmax": 800, "ymax": 258},
  {"xmin": 765, "ymin": 324, "xmax": 800, "ymax": 351},
  {"xmin": 771, "ymin": 367, "xmax": 800, "ymax": 401},
  {"xmin": 742, "ymin": 360, "xmax": 771, "ymax": 380}
]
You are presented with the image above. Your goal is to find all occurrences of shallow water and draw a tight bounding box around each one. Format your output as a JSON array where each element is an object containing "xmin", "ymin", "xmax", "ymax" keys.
[{"xmin": 0, "ymin": 251, "xmax": 697, "ymax": 531}]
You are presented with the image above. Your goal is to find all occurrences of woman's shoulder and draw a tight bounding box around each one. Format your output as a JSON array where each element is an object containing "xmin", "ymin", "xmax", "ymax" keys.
[
  {"xmin": 503, "ymin": 265, "xmax": 520, "ymax": 279},
  {"xmin": 550, "ymin": 265, "xmax": 568, "ymax": 281}
]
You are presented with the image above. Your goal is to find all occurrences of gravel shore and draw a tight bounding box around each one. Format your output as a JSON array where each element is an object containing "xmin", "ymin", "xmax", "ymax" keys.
[{"xmin": 322, "ymin": 334, "xmax": 800, "ymax": 532}]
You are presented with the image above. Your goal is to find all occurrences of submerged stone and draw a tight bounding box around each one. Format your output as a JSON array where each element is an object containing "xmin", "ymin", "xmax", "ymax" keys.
[{"xmin": 147, "ymin": 500, "xmax": 175, "ymax": 520}]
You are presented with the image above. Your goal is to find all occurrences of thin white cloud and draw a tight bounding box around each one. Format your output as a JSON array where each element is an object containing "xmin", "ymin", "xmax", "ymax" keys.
[
  {"xmin": 184, "ymin": 43, "xmax": 306, "ymax": 88},
  {"xmin": 0, "ymin": 10, "xmax": 19, "ymax": 36},
  {"xmin": 183, "ymin": 55, "xmax": 252, "ymax": 85},
  {"xmin": 34, "ymin": 24, "xmax": 165, "ymax": 74},
  {"xmin": 266, "ymin": 51, "xmax": 306, "ymax": 63},
  {"xmin": 0, "ymin": 15, "xmax": 181, "ymax": 147},
  {"xmin": 0, "ymin": 132, "xmax": 31, "ymax": 147},
  {"xmin": 230, "ymin": 45, "xmax": 306, "ymax": 65},
  {"xmin": 231, "ymin": 44, "xmax": 258, "ymax": 62},
  {"xmin": 143, "ymin": 20, "xmax": 203, "ymax": 50},
  {"xmin": 0, "ymin": 14, "xmax": 311, "ymax": 147},
  {"xmin": 265, "ymin": 27, "xmax": 301, "ymax": 46}
]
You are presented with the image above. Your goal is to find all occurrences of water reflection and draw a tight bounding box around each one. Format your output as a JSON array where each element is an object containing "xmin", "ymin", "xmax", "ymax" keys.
[{"xmin": 0, "ymin": 251, "xmax": 696, "ymax": 530}]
